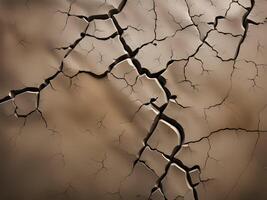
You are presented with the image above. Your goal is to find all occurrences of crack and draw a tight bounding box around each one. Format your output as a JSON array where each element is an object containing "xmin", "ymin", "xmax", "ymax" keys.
[
  {"xmin": 184, "ymin": 0, "xmax": 203, "ymax": 41},
  {"xmin": 185, "ymin": 127, "xmax": 267, "ymax": 145},
  {"xmin": 222, "ymin": 104, "xmax": 267, "ymax": 199},
  {"xmin": 130, "ymin": 97, "xmax": 159, "ymax": 121},
  {"xmin": 109, "ymin": 69, "xmax": 140, "ymax": 95},
  {"xmin": 202, "ymin": 0, "xmax": 260, "ymax": 117},
  {"xmin": 90, "ymin": 153, "xmax": 108, "ymax": 177}
]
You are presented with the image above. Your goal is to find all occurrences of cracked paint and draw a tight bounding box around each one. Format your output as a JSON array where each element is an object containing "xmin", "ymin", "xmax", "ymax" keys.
[{"xmin": 0, "ymin": 0, "xmax": 267, "ymax": 200}]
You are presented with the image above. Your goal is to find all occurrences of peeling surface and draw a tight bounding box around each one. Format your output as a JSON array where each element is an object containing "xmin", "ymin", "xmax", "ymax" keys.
[{"xmin": 0, "ymin": 0, "xmax": 267, "ymax": 199}]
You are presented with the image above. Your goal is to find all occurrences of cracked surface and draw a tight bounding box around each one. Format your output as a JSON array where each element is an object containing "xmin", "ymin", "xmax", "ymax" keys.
[{"xmin": 0, "ymin": 0, "xmax": 267, "ymax": 199}]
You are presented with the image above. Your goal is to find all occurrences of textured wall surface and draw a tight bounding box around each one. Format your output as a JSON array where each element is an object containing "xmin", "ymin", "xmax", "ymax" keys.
[{"xmin": 0, "ymin": 0, "xmax": 267, "ymax": 199}]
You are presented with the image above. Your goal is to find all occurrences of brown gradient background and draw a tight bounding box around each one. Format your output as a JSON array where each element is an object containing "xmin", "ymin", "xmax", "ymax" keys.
[{"xmin": 0, "ymin": 0, "xmax": 267, "ymax": 200}]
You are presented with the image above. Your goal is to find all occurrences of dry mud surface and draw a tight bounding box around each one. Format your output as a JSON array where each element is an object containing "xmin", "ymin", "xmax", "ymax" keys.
[{"xmin": 0, "ymin": 0, "xmax": 267, "ymax": 199}]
